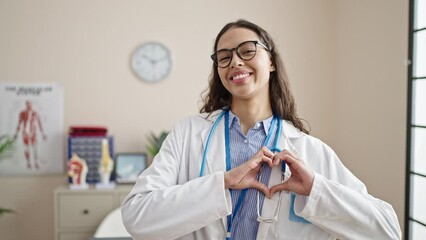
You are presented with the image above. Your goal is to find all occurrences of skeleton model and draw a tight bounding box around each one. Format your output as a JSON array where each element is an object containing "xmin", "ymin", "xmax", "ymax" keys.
[
  {"xmin": 68, "ymin": 153, "xmax": 88, "ymax": 186},
  {"xmin": 98, "ymin": 139, "xmax": 114, "ymax": 185}
]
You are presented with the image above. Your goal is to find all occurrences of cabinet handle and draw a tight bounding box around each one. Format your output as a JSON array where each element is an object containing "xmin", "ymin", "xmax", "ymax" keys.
[{"xmin": 82, "ymin": 209, "xmax": 89, "ymax": 215}]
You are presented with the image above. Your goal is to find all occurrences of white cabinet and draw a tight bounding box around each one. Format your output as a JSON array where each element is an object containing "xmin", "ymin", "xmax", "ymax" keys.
[{"xmin": 54, "ymin": 186, "xmax": 132, "ymax": 240}]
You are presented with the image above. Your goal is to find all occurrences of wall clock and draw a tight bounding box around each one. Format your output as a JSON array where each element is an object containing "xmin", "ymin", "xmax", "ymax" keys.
[{"xmin": 130, "ymin": 42, "xmax": 172, "ymax": 83}]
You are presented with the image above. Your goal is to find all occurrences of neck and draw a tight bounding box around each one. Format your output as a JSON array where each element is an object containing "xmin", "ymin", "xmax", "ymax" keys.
[{"xmin": 231, "ymin": 98, "xmax": 272, "ymax": 135}]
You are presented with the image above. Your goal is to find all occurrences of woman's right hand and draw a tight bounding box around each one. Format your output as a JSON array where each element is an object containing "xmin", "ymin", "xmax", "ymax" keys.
[{"xmin": 224, "ymin": 146, "xmax": 274, "ymax": 198}]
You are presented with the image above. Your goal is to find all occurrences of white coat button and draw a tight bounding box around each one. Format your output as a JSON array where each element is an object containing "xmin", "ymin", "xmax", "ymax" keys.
[{"xmin": 244, "ymin": 139, "xmax": 248, "ymax": 144}]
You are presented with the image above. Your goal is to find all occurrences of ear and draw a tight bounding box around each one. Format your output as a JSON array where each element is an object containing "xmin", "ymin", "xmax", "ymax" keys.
[
  {"xmin": 268, "ymin": 56, "xmax": 276, "ymax": 72},
  {"xmin": 269, "ymin": 62, "xmax": 276, "ymax": 72}
]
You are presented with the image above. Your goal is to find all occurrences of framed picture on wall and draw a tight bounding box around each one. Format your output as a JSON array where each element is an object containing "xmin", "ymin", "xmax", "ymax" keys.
[
  {"xmin": 0, "ymin": 83, "xmax": 64, "ymax": 176},
  {"xmin": 114, "ymin": 153, "xmax": 147, "ymax": 184}
]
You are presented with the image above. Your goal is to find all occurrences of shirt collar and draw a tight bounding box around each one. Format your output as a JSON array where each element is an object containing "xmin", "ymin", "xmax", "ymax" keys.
[
  {"xmin": 201, "ymin": 109, "xmax": 305, "ymax": 138},
  {"xmin": 228, "ymin": 110, "xmax": 274, "ymax": 135}
]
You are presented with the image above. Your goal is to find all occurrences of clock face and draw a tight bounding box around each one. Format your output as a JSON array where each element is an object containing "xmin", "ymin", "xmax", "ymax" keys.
[{"xmin": 131, "ymin": 42, "xmax": 172, "ymax": 82}]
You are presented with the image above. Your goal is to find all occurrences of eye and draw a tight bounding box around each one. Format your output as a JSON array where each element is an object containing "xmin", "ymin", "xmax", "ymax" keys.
[
  {"xmin": 238, "ymin": 43, "xmax": 257, "ymax": 58},
  {"xmin": 239, "ymin": 49, "xmax": 256, "ymax": 59},
  {"xmin": 218, "ymin": 56, "xmax": 231, "ymax": 63},
  {"xmin": 216, "ymin": 51, "xmax": 231, "ymax": 62},
  {"xmin": 241, "ymin": 49, "xmax": 256, "ymax": 55}
]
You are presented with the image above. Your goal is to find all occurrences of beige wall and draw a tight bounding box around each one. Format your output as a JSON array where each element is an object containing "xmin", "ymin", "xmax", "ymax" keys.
[
  {"xmin": 0, "ymin": 0, "xmax": 407, "ymax": 239},
  {"xmin": 333, "ymin": 0, "xmax": 408, "ymax": 226}
]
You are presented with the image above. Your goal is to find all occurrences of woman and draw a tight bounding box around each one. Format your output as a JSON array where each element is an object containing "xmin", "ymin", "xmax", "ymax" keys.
[{"xmin": 121, "ymin": 19, "xmax": 401, "ymax": 240}]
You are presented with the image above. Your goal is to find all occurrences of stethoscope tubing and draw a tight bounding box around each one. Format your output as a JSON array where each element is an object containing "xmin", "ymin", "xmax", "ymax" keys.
[
  {"xmin": 199, "ymin": 110, "xmax": 283, "ymax": 177},
  {"xmin": 199, "ymin": 109, "xmax": 285, "ymax": 239},
  {"xmin": 199, "ymin": 110, "xmax": 227, "ymax": 177}
]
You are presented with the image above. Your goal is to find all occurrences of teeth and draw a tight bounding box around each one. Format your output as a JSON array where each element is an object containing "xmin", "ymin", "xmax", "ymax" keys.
[{"xmin": 232, "ymin": 73, "xmax": 250, "ymax": 80}]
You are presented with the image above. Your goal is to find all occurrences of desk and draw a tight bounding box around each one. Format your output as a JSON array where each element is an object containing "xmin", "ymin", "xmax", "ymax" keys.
[
  {"xmin": 54, "ymin": 185, "xmax": 132, "ymax": 240},
  {"xmin": 92, "ymin": 238, "xmax": 132, "ymax": 240}
]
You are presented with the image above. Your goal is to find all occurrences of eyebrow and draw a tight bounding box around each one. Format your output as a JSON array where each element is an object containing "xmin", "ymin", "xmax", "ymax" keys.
[{"xmin": 216, "ymin": 40, "xmax": 260, "ymax": 51}]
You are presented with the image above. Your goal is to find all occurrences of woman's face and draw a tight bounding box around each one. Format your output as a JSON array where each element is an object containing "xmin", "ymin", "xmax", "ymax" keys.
[{"xmin": 216, "ymin": 27, "xmax": 275, "ymax": 102}]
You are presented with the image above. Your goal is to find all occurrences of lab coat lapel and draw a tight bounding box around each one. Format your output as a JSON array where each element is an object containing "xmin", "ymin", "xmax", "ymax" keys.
[
  {"xmin": 199, "ymin": 111, "xmax": 228, "ymax": 231},
  {"xmin": 199, "ymin": 111, "xmax": 227, "ymax": 175}
]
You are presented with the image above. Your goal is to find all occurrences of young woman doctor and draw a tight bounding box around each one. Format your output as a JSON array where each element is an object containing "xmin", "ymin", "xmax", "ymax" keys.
[{"xmin": 121, "ymin": 20, "xmax": 401, "ymax": 240}]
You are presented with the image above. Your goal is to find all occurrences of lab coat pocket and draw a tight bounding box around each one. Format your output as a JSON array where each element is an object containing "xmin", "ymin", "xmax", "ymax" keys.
[
  {"xmin": 270, "ymin": 193, "xmax": 331, "ymax": 240},
  {"xmin": 289, "ymin": 193, "xmax": 311, "ymax": 224}
]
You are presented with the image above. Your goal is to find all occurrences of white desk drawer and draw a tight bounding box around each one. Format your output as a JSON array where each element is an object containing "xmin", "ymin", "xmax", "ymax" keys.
[
  {"xmin": 58, "ymin": 194, "xmax": 114, "ymax": 228},
  {"xmin": 59, "ymin": 231, "xmax": 93, "ymax": 240}
]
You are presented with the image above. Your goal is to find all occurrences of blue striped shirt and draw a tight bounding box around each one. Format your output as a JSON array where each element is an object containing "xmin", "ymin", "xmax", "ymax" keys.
[{"xmin": 228, "ymin": 111, "xmax": 277, "ymax": 240}]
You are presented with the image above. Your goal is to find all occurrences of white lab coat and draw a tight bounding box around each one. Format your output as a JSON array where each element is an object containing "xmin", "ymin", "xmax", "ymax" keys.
[{"xmin": 121, "ymin": 110, "xmax": 401, "ymax": 240}]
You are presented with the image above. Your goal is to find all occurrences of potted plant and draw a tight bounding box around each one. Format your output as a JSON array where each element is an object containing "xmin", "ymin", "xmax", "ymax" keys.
[
  {"xmin": 0, "ymin": 134, "xmax": 15, "ymax": 158},
  {"xmin": 0, "ymin": 134, "xmax": 16, "ymax": 216},
  {"xmin": 0, "ymin": 208, "xmax": 15, "ymax": 217},
  {"xmin": 146, "ymin": 131, "xmax": 169, "ymax": 165}
]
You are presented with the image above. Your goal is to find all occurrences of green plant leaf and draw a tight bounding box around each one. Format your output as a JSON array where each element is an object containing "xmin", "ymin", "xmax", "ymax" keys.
[
  {"xmin": 0, "ymin": 208, "xmax": 16, "ymax": 216},
  {"xmin": 0, "ymin": 135, "xmax": 16, "ymax": 158},
  {"xmin": 146, "ymin": 131, "xmax": 169, "ymax": 158}
]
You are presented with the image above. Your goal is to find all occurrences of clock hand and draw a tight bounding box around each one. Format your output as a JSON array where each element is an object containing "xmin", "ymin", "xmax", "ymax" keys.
[
  {"xmin": 141, "ymin": 54, "xmax": 157, "ymax": 65},
  {"xmin": 141, "ymin": 54, "xmax": 150, "ymax": 60},
  {"xmin": 154, "ymin": 55, "xmax": 169, "ymax": 62}
]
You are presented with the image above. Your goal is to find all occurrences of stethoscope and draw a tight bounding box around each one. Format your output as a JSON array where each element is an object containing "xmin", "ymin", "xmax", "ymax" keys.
[{"xmin": 199, "ymin": 109, "xmax": 286, "ymax": 240}]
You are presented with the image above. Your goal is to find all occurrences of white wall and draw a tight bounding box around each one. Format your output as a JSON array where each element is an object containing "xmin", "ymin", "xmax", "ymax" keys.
[{"xmin": 0, "ymin": 0, "xmax": 407, "ymax": 239}]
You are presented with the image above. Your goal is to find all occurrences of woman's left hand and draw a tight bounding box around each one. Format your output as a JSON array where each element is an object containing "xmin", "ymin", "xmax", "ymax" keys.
[{"xmin": 269, "ymin": 150, "xmax": 314, "ymax": 197}]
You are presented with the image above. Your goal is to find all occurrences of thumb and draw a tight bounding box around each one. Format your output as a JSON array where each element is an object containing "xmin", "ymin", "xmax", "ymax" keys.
[
  {"xmin": 251, "ymin": 180, "xmax": 271, "ymax": 199},
  {"xmin": 269, "ymin": 182, "xmax": 292, "ymax": 197}
]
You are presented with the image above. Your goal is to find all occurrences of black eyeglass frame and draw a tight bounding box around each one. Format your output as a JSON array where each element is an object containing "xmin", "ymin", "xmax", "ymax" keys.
[{"xmin": 210, "ymin": 40, "xmax": 270, "ymax": 68}]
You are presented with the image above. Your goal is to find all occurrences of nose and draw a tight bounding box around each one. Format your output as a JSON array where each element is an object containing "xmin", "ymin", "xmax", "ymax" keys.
[{"xmin": 229, "ymin": 50, "xmax": 243, "ymax": 68}]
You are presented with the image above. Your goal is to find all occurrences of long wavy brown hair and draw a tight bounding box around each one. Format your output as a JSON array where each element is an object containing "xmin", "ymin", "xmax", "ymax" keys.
[{"xmin": 200, "ymin": 19, "xmax": 309, "ymax": 134}]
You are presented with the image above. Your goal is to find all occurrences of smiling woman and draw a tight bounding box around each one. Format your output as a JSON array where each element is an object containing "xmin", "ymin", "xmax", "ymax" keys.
[
  {"xmin": 121, "ymin": 19, "xmax": 402, "ymax": 240},
  {"xmin": 0, "ymin": 1, "xmax": 408, "ymax": 239}
]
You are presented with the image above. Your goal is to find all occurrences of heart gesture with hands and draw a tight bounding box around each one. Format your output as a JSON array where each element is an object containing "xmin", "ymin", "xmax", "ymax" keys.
[
  {"xmin": 224, "ymin": 147, "xmax": 314, "ymax": 198},
  {"xmin": 270, "ymin": 150, "xmax": 314, "ymax": 197},
  {"xmin": 224, "ymin": 146, "xmax": 274, "ymax": 198}
]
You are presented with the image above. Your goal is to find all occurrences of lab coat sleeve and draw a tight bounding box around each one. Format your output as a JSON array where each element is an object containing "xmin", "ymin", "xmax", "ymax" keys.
[
  {"xmin": 121, "ymin": 119, "xmax": 232, "ymax": 240},
  {"xmin": 293, "ymin": 146, "xmax": 401, "ymax": 240}
]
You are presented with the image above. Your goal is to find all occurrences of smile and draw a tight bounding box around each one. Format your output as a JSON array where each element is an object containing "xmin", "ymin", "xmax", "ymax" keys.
[{"xmin": 231, "ymin": 73, "xmax": 251, "ymax": 81}]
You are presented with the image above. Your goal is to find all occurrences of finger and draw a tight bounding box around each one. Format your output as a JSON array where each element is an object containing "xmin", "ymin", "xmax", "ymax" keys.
[
  {"xmin": 255, "ymin": 147, "xmax": 274, "ymax": 166},
  {"xmin": 251, "ymin": 180, "xmax": 271, "ymax": 198},
  {"xmin": 252, "ymin": 164, "xmax": 262, "ymax": 173},
  {"xmin": 273, "ymin": 152, "xmax": 298, "ymax": 166},
  {"xmin": 269, "ymin": 182, "xmax": 292, "ymax": 196},
  {"xmin": 268, "ymin": 148, "xmax": 284, "ymax": 166},
  {"xmin": 277, "ymin": 149, "xmax": 298, "ymax": 160},
  {"xmin": 250, "ymin": 155, "xmax": 270, "ymax": 169},
  {"xmin": 272, "ymin": 154, "xmax": 281, "ymax": 166},
  {"xmin": 261, "ymin": 155, "xmax": 274, "ymax": 168},
  {"xmin": 281, "ymin": 154, "xmax": 299, "ymax": 167},
  {"xmin": 261, "ymin": 146, "xmax": 274, "ymax": 158}
]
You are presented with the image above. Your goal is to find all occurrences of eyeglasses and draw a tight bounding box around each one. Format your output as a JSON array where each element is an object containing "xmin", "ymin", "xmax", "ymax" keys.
[{"xmin": 211, "ymin": 40, "xmax": 270, "ymax": 68}]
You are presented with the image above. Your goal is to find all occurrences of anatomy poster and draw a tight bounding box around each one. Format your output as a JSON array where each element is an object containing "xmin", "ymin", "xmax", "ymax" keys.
[{"xmin": 0, "ymin": 83, "xmax": 64, "ymax": 175}]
